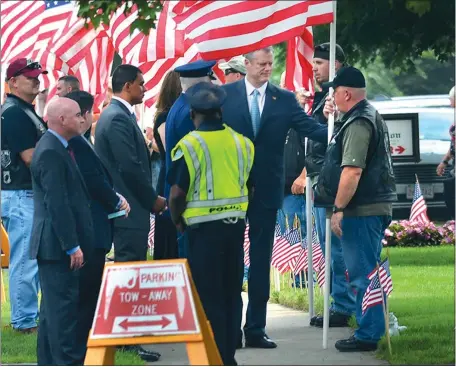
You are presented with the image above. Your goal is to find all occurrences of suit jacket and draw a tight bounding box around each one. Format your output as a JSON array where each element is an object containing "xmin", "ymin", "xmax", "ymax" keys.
[
  {"xmin": 221, "ymin": 80, "xmax": 328, "ymax": 209},
  {"xmin": 30, "ymin": 131, "xmax": 95, "ymax": 261},
  {"xmin": 68, "ymin": 135, "xmax": 118, "ymax": 251},
  {"xmin": 95, "ymin": 99, "xmax": 157, "ymax": 231}
]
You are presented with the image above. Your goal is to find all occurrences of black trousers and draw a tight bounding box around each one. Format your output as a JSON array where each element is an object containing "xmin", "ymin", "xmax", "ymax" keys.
[
  {"xmin": 243, "ymin": 199, "xmax": 278, "ymax": 339},
  {"xmin": 153, "ymin": 214, "xmax": 178, "ymax": 260},
  {"xmin": 113, "ymin": 227, "xmax": 149, "ymax": 262},
  {"xmin": 444, "ymin": 176, "xmax": 455, "ymax": 219},
  {"xmin": 187, "ymin": 220, "xmax": 245, "ymax": 366},
  {"xmin": 77, "ymin": 248, "xmax": 107, "ymax": 359},
  {"xmin": 37, "ymin": 260, "xmax": 85, "ymax": 366}
]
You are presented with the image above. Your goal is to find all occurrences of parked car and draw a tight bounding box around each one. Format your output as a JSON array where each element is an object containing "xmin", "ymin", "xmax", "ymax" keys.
[{"xmin": 370, "ymin": 95, "xmax": 453, "ymax": 220}]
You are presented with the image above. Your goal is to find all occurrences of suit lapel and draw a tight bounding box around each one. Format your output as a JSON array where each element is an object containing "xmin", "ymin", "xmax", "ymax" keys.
[
  {"xmin": 236, "ymin": 81, "xmax": 254, "ymax": 138},
  {"xmin": 258, "ymin": 83, "xmax": 276, "ymax": 136}
]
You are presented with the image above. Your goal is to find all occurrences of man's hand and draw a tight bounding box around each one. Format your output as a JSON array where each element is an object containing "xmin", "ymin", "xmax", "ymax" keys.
[
  {"xmin": 291, "ymin": 176, "xmax": 306, "ymax": 195},
  {"xmin": 331, "ymin": 212, "xmax": 343, "ymax": 238},
  {"xmin": 70, "ymin": 248, "xmax": 84, "ymax": 270},
  {"xmin": 176, "ymin": 219, "xmax": 186, "ymax": 234},
  {"xmin": 117, "ymin": 193, "xmax": 130, "ymax": 216},
  {"xmin": 323, "ymin": 96, "xmax": 337, "ymax": 120},
  {"xmin": 437, "ymin": 162, "xmax": 447, "ymax": 176},
  {"xmin": 153, "ymin": 196, "xmax": 168, "ymax": 215}
]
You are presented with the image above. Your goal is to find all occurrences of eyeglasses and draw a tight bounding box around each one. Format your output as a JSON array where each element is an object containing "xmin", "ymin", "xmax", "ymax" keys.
[
  {"xmin": 224, "ymin": 68, "xmax": 245, "ymax": 76},
  {"xmin": 14, "ymin": 59, "xmax": 42, "ymax": 77}
]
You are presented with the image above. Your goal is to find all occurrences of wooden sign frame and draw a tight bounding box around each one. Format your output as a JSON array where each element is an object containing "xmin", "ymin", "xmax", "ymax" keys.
[{"xmin": 84, "ymin": 259, "xmax": 222, "ymax": 366}]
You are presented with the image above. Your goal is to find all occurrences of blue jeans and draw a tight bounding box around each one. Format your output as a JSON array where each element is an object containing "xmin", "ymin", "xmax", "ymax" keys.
[
  {"xmin": 314, "ymin": 204, "xmax": 356, "ymax": 316},
  {"xmin": 1, "ymin": 190, "xmax": 39, "ymax": 329},
  {"xmin": 341, "ymin": 215, "xmax": 391, "ymax": 343}
]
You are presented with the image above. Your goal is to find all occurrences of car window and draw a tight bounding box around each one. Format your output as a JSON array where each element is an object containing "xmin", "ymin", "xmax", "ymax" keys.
[{"xmin": 419, "ymin": 111, "xmax": 453, "ymax": 141}]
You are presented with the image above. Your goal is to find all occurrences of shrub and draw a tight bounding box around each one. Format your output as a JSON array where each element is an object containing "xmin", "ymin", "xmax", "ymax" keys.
[{"xmin": 382, "ymin": 220, "xmax": 455, "ymax": 247}]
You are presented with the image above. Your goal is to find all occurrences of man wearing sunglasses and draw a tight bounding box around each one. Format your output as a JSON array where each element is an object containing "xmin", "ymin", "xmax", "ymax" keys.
[
  {"xmin": 219, "ymin": 56, "xmax": 247, "ymax": 84},
  {"xmin": 1, "ymin": 58, "xmax": 48, "ymax": 333}
]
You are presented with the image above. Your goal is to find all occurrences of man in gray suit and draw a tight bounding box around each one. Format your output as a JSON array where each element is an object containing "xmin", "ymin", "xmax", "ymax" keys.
[{"xmin": 94, "ymin": 64, "xmax": 166, "ymax": 362}]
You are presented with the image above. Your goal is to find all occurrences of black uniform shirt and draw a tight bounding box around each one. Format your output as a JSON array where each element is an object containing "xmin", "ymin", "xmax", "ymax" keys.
[
  {"xmin": 167, "ymin": 120, "xmax": 225, "ymax": 194},
  {"xmin": 1, "ymin": 94, "xmax": 45, "ymax": 190}
]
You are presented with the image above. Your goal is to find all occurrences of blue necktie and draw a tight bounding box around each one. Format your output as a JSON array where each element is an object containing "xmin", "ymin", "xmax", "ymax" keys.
[{"xmin": 250, "ymin": 89, "xmax": 261, "ymax": 137}]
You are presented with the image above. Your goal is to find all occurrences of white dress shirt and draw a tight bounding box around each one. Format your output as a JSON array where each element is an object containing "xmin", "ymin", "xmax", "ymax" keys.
[
  {"xmin": 245, "ymin": 78, "xmax": 268, "ymax": 116},
  {"xmin": 112, "ymin": 96, "xmax": 135, "ymax": 115}
]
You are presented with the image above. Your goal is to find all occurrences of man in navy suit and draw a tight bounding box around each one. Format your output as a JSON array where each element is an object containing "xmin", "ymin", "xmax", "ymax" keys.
[
  {"xmin": 66, "ymin": 91, "xmax": 130, "ymax": 354},
  {"xmin": 30, "ymin": 98, "xmax": 94, "ymax": 365},
  {"xmin": 221, "ymin": 47, "xmax": 328, "ymax": 349}
]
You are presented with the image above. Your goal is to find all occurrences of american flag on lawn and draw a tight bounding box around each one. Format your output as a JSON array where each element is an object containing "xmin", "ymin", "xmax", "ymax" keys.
[
  {"xmin": 409, "ymin": 177, "xmax": 430, "ymax": 224},
  {"xmin": 271, "ymin": 226, "xmax": 290, "ymax": 270},
  {"xmin": 285, "ymin": 26, "xmax": 315, "ymax": 113},
  {"xmin": 316, "ymin": 256, "xmax": 325, "ymax": 288},
  {"xmin": 368, "ymin": 259, "xmax": 393, "ymax": 296},
  {"xmin": 362, "ymin": 272, "xmax": 384, "ymax": 314},
  {"xmin": 275, "ymin": 227, "xmax": 302, "ymax": 273},
  {"xmin": 243, "ymin": 223, "xmax": 250, "ymax": 266}
]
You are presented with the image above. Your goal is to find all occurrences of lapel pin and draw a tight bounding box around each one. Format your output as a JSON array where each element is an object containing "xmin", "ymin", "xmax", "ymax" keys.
[{"xmin": 272, "ymin": 96, "xmax": 277, "ymax": 100}]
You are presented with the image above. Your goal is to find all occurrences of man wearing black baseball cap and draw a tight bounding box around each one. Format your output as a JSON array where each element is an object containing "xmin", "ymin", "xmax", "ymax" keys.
[
  {"xmin": 307, "ymin": 43, "xmax": 356, "ymax": 330},
  {"xmin": 1, "ymin": 58, "xmax": 48, "ymax": 333},
  {"xmin": 315, "ymin": 66, "xmax": 397, "ymax": 352}
]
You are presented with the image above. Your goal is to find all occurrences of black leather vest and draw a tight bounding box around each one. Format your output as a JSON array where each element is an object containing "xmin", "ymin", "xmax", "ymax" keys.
[
  {"xmin": 314, "ymin": 99, "xmax": 397, "ymax": 207},
  {"xmin": 305, "ymin": 91, "xmax": 329, "ymax": 177}
]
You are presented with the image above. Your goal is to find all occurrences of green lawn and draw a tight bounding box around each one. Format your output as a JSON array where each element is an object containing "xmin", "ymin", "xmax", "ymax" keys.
[
  {"xmin": 270, "ymin": 246, "xmax": 455, "ymax": 365},
  {"xmin": 0, "ymin": 271, "xmax": 145, "ymax": 365}
]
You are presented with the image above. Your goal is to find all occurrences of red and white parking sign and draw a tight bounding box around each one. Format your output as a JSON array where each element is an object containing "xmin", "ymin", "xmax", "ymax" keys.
[{"xmin": 90, "ymin": 262, "xmax": 200, "ymax": 339}]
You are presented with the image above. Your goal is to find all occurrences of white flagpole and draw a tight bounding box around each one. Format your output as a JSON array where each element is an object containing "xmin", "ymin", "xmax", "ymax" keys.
[
  {"xmin": 305, "ymin": 137, "xmax": 314, "ymax": 317},
  {"xmin": 323, "ymin": 0, "xmax": 337, "ymax": 350}
]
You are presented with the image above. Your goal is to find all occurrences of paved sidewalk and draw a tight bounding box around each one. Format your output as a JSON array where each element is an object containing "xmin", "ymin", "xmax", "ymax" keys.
[{"xmin": 143, "ymin": 293, "xmax": 388, "ymax": 365}]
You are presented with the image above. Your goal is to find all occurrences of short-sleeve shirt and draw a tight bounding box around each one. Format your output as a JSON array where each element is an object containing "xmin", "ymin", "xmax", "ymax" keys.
[
  {"xmin": 339, "ymin": 118, "xmax": 392, "ymax": 217},
  {"xmin": 1, "ymin": 94, "xmax": 46, "ymax": 190}
]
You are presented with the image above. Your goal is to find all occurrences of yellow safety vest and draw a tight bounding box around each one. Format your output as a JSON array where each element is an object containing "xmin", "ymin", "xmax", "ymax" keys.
[{"xmin": 171, "ymin": 124, "xmax": 254, "ymax": 225}]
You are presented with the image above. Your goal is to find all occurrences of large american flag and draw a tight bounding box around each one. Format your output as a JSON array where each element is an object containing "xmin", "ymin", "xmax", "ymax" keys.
[
  {"xmin": 285, "ymin": 26, "xmax": 315, "ymax": 113},
  {"xmin": 409, "ymin": 178, "xmax": 430, "ymax": 224},
  {"xmin": 362, "ymin": 272, "xmax": 384, "ymax": 314},
  {"xmin": 172, "ymin": 0, "xmax": 333, "ymax": 60}
]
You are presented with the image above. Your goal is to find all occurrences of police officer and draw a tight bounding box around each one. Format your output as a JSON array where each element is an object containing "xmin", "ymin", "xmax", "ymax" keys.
[
  {"xmin": 315, "ymin": 66, "xmax": 397, "ymax": 351},
  {"xmin": 168, "ymin": 82, "xmax": 254, "ymax": 365},
  {"xmin": 165, "ymin": 60, "xmax": 217, "ymax": 258},
  {"xmin": 1, "ymin": 58, "xmax": 48, "ymax": 333},
  {"xmin": 307, "ymin": 43, "xmax": 357, "ymax": 328}
]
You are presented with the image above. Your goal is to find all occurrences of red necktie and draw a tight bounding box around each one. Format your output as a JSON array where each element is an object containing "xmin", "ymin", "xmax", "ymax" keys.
[{"xmin": 67, "ymin": 146, "xmax": 76, "ymax": 164}]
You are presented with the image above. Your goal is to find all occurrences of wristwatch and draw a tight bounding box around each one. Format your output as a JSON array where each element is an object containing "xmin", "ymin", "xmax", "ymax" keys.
[{"xmin": 332, "ymin": 205, "xmax": 344, "ymax": 214}]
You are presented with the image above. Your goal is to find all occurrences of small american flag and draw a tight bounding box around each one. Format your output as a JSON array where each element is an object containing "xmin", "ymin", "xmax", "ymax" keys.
[
  {"xmin": 409, "ymin": 178, "xmax": 430, "ymax": 224},
  {"xmin": 368, "ymin": 259, "xmax": 393, "ymax": 296},
  {"xmin": 362, "ymin": 272, "xmax": 384, "ymax": 314},
  {"xmin": 148, "ymin": 215, "xmax": 155, "ymax": 254},
  {"xmin": 243, "ymin": 224, "xmax": 250, "ymax": 266},
  {"xmin": 316, "ymin": 255, "xmax": 325, "ymax": 288}
]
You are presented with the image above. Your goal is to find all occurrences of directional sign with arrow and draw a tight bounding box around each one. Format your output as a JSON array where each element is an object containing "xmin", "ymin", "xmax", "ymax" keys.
[{"xmin": 113, "ymin": 315, "xmax": 177, "ymax": 333}]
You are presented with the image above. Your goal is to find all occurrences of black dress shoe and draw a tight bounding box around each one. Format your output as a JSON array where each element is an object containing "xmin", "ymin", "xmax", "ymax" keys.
[
  {"xmin": 245, "ymin": 334, "xmax": 277, "ymax": 349},
  {"xmin": 310, "ymin": 315, "xmax": 322, "ymax": 326},
  {"xmin": 315, "ymin": 311, "xmax": 350, "ymax": 328},
  {"xmin": 118, "ymin": 345, "xmax": 161, "ymax": 362},
  {"xmin": 335, "ymin": 335, "xmax": 377, "ymax": 352}
]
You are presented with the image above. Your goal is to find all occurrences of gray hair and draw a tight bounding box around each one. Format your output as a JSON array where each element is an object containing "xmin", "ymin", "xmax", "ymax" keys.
[
  {"xmin": 244, "ymin": 47, "xmax": 274, "ymax": 61},
  {"xmin": 450, "ymin": 86, "xmax": 455, "ymax": 100},
  {"xmin": 180, "ymin": 76, "xmax": 211, "ymax": 92}
]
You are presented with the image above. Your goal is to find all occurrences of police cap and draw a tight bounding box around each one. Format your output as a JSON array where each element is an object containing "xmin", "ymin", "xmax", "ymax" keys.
[
  {"xmin": 186, "ymin": 82, "xmax": 227, "ymax": 112},
  {"xmin": 174, "ymin": 60, "xmax": 217, "ymax": 79}
]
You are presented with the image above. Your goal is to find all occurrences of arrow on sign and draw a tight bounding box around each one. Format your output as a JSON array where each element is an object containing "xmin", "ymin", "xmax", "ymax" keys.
[
  {"xmin": 118, "ymin": 316, "xmax": 172, "ymax": 330},
  {"xmin": 395, "ymin": 146, "xmax": 405, "ymax": 154}
]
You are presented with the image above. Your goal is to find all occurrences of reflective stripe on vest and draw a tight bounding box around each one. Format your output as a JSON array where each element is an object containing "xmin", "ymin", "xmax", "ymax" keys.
[
  {"xmin": 181, "ymin": 139, "xmax": 202, "ymax": 201},
  {"xmin": 189, "ymin": 131, "xmax": 214, "ymax": 200}
]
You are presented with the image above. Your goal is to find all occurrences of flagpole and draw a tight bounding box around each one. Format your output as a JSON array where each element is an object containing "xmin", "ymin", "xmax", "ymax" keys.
[
  {"xmin": 323, "ymin": 0, "xmax": 337, "ymax": 350},
  {"xmin": 377, "ymin": 263, "xmax": 392, "ymax": 357},
  {"xmin": 304, "ymin": 138, "xmax": 314, "ymax": 317}
]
